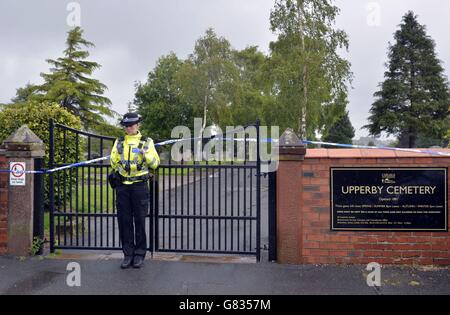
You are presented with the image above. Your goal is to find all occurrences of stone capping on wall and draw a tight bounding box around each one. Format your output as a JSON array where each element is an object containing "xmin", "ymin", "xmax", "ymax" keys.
[
  {"xmin": 304, "ymin": 148, "xmax": 450, "ymax": 158},
  {"xmin": 278, "ymin": 128, "xmax": 307, "ymax": 160},
  {"xmin": 2, "ymin": 125, "xmax": 45, "ymax": 158}
]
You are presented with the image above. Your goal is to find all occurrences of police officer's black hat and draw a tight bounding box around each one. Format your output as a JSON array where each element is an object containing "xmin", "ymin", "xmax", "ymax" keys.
[{"xmin": 120, "ymin": 112, "xmax": 142, "ymax": 127}]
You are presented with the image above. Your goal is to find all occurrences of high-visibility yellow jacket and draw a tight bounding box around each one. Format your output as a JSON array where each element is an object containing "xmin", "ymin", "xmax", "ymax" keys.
[{"xmin": 110, "ymin": 131, "xmax": 160, "ymax": 184}]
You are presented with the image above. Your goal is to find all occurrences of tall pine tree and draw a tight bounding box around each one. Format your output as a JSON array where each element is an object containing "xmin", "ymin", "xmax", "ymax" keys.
[
  {"xmin": 32, "ymin": 27, "xmax": 114, "ymax": 130},
  {"xmin": 365, "ymin": 11, "xmax": 450, "ymax": 148},
  {"xmin": 322, "ymin": 111, "xmax": 355, "ymax": 147}
]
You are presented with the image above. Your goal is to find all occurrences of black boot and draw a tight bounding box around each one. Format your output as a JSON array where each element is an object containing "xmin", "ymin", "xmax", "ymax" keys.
[
  {"xmin": 133, "ymin": 256, "xmax": 144, "ymax": 268},
  {"xmin": 121, "ymin": 256, "xmax": 134, "ymax": 269}
]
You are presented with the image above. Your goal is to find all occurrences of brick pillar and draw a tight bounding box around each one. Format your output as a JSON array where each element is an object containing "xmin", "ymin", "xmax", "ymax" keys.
[
  {"xmin": 0, "ymin": 149, "xmax": 8, "ymax": 254},
  {"xmin": 2, "ymin": 125, "xmax": 45, "ymax": 256},
  {"xmin": 276, "ymin": 129, "xmax": 306, "ymax": 264}
]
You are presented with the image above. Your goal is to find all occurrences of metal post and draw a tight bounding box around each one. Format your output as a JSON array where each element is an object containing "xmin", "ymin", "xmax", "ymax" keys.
[
  {"xmin": 256, "ymin": 120, "xmax": 261, "ymax": 262},
  {"xmin": 268, "ymin": 171, "xmax": 277, "ymax": 262},
  {"xmin": 154, "ymin": 170, "xmax": 159, "ymax": 252},
  {"xmin": 49, "ymin": 119, "xmax": 55, "ymax": 253},
  {"xmin": 33, "ymin": 157, "xmax": 45, "ymax": 255},
  {"xmin": 149, "ymin": 173, "xmax": 154, "ymax": 257}
]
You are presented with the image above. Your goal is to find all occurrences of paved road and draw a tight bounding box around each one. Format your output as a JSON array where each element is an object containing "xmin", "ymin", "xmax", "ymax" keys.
[{"xmin": 0, "ymin": 255, "xmax": 449, "ymax": 295}]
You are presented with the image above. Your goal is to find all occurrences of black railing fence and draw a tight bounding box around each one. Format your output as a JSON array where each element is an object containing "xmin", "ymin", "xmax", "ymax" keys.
[{"xmin": 48, "ymin": 120, "xmax": 271, "ymax": 261}]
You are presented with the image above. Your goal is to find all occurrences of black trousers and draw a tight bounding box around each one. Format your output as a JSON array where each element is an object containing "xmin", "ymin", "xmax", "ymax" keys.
[{"xmin": 116, "ymin": 181, "xmax": 149, "ymax": 257}]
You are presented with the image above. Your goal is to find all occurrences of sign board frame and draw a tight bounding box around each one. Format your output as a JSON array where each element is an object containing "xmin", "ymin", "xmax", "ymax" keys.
[
  {"xmin": 330, "ymin": 167, "xmax": 448, "ymax": 232},
  {"xmin": 10, "ymin": 162, "xmax": 26, "ymax": 186}
]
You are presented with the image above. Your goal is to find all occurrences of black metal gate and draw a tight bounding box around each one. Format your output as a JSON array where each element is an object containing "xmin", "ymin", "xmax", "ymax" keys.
[{"xmin": 48, "ymin": 120, "xmax": 263, "ymax": 260}]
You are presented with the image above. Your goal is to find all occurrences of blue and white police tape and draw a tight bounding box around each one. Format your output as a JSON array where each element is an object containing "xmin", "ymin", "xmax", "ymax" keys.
[
  {"xmin": 0, "ymin": 169, "xmax": 46, "ymax": 174},
  {"xmin": 0, "ymin": 136, "xmax": 237, "ymax": 175},
  {"xmin": 1, "ymin": 137, "xmax": 449, "ymax": 175},
  {"xmin": 0, "ymin": 155, "xmax": 110, "ymax": 175},
  {"xmin": 0, "ymin": 137, "xmax": 218, "ymax": 175}
]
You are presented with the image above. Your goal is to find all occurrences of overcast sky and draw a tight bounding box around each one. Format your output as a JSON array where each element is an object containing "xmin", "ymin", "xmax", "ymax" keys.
[{"xmin": 1, "ymin": 0, "xmax": 449, "ymax": 138}]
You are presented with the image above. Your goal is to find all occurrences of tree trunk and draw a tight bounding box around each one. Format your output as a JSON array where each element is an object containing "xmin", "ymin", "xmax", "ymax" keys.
[
  {"xmin": 409, "ymin": 131, "xmax": 417, "ymax": 148},
  {"xmin": 301, "ymin": 66, "xmax": 308, "ymax": 140},
  {"xmin": 203, "ymin": 94, "xmax": 208, "ymax": 131},
  {"xmin": 297, "ymin": 3, "xmax": 308, "ymax": 140},
  {"xmin": 198, "ymin": 80, "xmax": 211, "ymax": 161},
  {"xmin": 202, "ymin": 79, "xmax": 212, "ymax": 130}
]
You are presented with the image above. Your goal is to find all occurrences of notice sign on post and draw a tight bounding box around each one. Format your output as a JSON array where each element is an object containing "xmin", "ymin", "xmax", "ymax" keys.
[
  {"xmin": 10, "ymin": 162, "xmax": 26, "ymax": 186},
  {"xmin": 330, "ymin": 168, "xmax": 448, "ymax": 231}
]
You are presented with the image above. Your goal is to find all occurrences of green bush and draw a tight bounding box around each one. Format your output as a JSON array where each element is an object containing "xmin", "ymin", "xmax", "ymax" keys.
[
  {"xmin": 30, "ymin": 236, "xmax": 45, "ymax": 256},
  {"xmin": 0, "ymin": 101, "xmax": 82, "ymax": 208}
]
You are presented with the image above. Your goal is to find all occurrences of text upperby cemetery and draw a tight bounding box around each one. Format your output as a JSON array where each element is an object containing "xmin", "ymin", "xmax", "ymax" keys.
[{"xmin": 341, "ymin": 185, "xmax": 437, "ymax": 195}]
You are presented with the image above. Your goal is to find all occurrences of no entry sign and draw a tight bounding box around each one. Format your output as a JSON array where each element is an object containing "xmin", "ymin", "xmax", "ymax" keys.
[{"xmin": 10, "ymin": 162, "xmax": 26, "ymax": 186}]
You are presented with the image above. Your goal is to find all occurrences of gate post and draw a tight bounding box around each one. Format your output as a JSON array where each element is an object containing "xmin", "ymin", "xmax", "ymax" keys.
[
  {"xmin": 33, "ymin": 157, "xmax": 45, "ymax": 255},
  {"xmin": 0, "ymin": 149, "xmax": 8, "ymax": 255},
  {"xmin": 268, "ymin": 170, "xmax": 277, "ymax": 262},
  {"xmin": 256, "ymin": 120, "xmax": 261, "ymax": 262},
  {"xmin": 276, "ymin": 129, "xmax": 306, "ymax": 264},
  {"xmin": 2, "ymin": 125, "xmax": 45, "ymax": 256},
  {"xmin": 48, "ymin": 119, "xmax": 55, "ymax": 253}
]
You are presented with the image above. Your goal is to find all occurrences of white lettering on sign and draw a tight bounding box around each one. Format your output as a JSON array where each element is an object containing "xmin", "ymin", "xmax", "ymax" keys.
[{"xmin": 10, "ymin": 162, "xmax": 26, "ymax": 186}]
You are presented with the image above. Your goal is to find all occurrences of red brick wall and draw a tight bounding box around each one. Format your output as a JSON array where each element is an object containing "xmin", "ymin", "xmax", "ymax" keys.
[
  {"xmin": 277, "ymin": 149, "xmax": 450, "ymax": 266},
  {"xmin": 0, "ymin": 151, "xmax": 8, "ymax": 254}
]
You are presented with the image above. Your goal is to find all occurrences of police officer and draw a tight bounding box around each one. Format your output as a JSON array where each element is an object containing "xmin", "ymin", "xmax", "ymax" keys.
[{"xmin": 110, "ymin": 112, "xmax": 160, "ymax": 269}]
